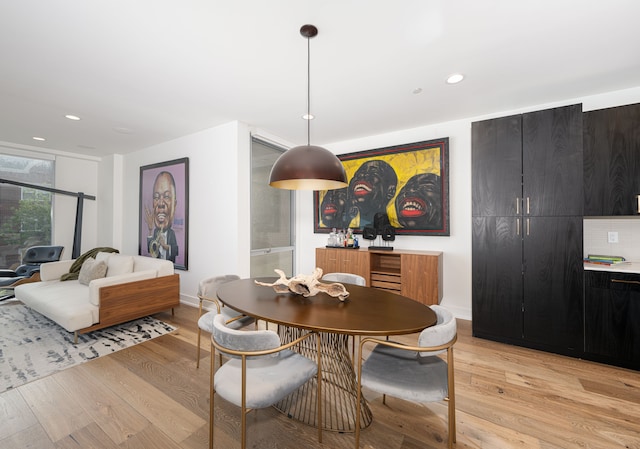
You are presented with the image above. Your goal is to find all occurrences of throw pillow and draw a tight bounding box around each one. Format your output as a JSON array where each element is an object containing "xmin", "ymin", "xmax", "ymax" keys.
[
  {"xmin": 106, "ymin": 254, "xmax": 134, "ymax": 277},
  {"xmin": 78, "ymin": 258, "xmax": 107, "ymax": 285}
]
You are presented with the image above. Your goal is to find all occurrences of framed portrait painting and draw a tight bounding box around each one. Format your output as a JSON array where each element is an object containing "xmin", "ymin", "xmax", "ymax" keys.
[
  {"xmin": 139, "ymin": 158, "xmax": 189, "ymax": 270},
  {"xmin": 314, "ymin": 138, "xmax": 449, "ymax": 236}
]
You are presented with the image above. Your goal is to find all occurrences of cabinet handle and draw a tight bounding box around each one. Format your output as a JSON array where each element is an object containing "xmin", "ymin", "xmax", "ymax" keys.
[
  {"xmin": 526, "ymin": 197, "xmax": 530, "ymax": 215},
  {"xmin": 516, "ymin": 218, "xmax": 520, "ymax": 235},
  {"xmin": 516, "ymin": 197, "xmax": 520, "ymax": 215},
  {"xmin": 611, "ymin": 279, "xmax": 640, "ymax": 285},
  {"xmin": 526, "ymin": 218, "xmax": 530, "ymax": 236}
]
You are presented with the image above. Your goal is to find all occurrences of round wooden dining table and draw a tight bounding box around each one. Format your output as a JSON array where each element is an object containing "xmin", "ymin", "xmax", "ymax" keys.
[{"xmin": 216, "ymin": 277, "xmax": 437, "ymax": 432}]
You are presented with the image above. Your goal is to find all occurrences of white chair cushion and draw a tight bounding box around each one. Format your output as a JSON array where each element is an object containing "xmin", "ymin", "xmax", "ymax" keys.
[
  {"xmin": 199, "ymin": 274, "xmax": 240, "ymax": 297},
  {"xmin": 215, "ymin": 349, "xmax": 318, "ymax": 409},
  {"xmin": 361, "ymin": 305, "xmax": 456, "ymax": 404},
  {"xmin": 198, "ymin": 310, "xmax": 249, "ymax": 332},
  {"xmin": 361, "ymin": 344, "xmax": 448, "ymax": 403},
  {"xmin": 212, "ymin": 314, "xmax": 279, "ymax": 353},
  {"xmin": 417, "ymin": 305, "xmax": 457, "ymax": 356},
  {"xmin": 322, "ymin": 272, "xmax": 366, "ymax": 286}
]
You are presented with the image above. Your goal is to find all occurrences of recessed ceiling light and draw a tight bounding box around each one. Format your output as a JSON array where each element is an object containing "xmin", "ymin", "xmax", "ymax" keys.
[
  {"xmin": 113, "ymin": 126, "xmax": 134, "ymax": 134},
  {"xmin": 302, "ymin": 114, "xmax": 314, "ymax": 120},
  {"xmin": 413, "ymin": 87, "xmax": 423, "ymax": 95},
  {"xmin": 32, "ymin": 137, "xmax": 45, "ymax": 141},
  {"xmin": 446, "ymin": 73, "xmax": 464, "ymax": 84},
  {"xmin": 65, "ymin": 114, "xmax": 81, "ymax": 121}
]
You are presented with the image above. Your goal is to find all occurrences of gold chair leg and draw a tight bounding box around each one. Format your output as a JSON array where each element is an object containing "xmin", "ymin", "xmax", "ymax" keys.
[
  {"xmin": 196, "ymin": 328, "xmax": 202, "ymax": 369},
  {"xmin": 241, "ymin": 356, "xmax": 247, "ymax": 449},
  {"xmin": 196, "ymin": 299, "xmax": 204, "ymax": 368},
  {"xmin": 355, "ymin": 340, "xmax": 364, "ymax": 448},
  {"xmin": 209, "ymin": 344, "xmax": 215, "ymax": 449},
  {"xmin": 317, "ymin": 332, "xmax": 323, "ymax": 444},
  {"xmin": 448, "ymin": 346, "xmax": 456, "ymax": 448}
]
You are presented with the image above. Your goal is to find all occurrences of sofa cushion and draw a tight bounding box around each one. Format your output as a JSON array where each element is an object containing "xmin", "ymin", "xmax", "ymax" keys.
[
  {"xmin": 15, "ymin": 280, "xmax": 99, "ymax": 332},
  {"xmin": 133, "ymin": 256, "xmax": 174, "ymax": 276},
  {"xmin": 95, "ymin": 251, "xmax": 112, "ymax": 263},
  {"xmin": 78, "ymin": 258, "xmax": 107, "ymax": 285},
  {"xmin": 106, "ymin": 254, "xmax": 134, "ymax": 277}
]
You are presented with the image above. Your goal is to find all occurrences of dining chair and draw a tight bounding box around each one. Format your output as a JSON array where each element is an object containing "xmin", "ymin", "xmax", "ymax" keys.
[
  {"xmin": 355, "ymin": 305, "xmax": 457, "ymax": 449},
  {"xmin": 196, "ymin": 274, "xmax": 254, "ymax": 368},
  {"xmin": 210, "ymin": 314, "xmax": 323, "ymax": 449},
  {"xmin": 322, "ymin": 272, "xmax": 366, "ymax": 286}
]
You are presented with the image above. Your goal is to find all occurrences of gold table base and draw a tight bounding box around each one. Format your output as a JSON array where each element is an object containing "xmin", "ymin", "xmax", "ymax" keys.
[{"xmin": 275, "ymin": 327, "xmax": 372, "ymax": 433}]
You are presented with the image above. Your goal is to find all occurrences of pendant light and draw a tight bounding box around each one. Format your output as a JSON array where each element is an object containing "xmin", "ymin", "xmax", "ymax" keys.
[{"xmin": 269, "ymin": 24, "xmax": 348, "ymax": 190}]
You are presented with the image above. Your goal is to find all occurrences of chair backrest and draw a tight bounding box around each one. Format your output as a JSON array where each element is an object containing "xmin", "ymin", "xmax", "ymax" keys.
[
  {"xmin": 212, "ymin": 314, "xmax": 280, "ymax": 356},
  {"xmin": 322, "ymin": 272, "xmax": 366, "ymax": 286},
  {"xmin": 198, "ymin": 274, "xmax": 240, "ymax": 298},
  {"xmin": 417, "ymin": 305, "xmax": 457, "ymax": 356},
  {"xmin": 21, "ymin": 246, "xmax": 64, "ymax": 265}
]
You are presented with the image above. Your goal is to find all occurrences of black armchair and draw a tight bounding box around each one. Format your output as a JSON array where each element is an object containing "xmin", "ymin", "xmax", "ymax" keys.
[{"xmin": 0, "ymin": 246, "xmax": 64, "ymax": 287}]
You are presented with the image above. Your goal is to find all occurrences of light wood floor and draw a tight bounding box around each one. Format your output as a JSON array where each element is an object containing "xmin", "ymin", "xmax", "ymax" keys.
[{"xmin": 1, "ymin": 304, "xmax": 639, "ymax": 449}]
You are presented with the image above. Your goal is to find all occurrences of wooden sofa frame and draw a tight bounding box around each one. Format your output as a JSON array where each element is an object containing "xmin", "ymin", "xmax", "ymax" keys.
[{"xmin": 74, "ymin": 273, "xmax": 180, "ymax": 341}]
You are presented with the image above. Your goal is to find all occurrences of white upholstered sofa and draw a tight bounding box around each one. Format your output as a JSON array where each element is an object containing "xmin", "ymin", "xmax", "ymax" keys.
[{"xmin": 15, "ymin": 252, "xmax": 180, "ymax": 340}]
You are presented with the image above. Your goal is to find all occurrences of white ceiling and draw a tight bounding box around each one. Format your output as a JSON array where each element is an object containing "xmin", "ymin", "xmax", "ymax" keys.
[{"xmin": 1, "ymin": 1, "xmax": 639, "ymax": 158}]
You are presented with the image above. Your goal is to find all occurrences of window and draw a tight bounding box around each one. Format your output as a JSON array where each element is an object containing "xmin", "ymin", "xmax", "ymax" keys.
[
  {"xmin": 0, "ymin": 153, "xmax": 54, "ymax": 269},
  {"xmin": 250, "ymin": 137, "xmax": 294, "ymax": 277}
]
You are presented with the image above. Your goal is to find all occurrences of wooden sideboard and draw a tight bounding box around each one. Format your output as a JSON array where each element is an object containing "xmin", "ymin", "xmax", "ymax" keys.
[{"xmin": 315, "ymin": 247, "xmax": 443, "ymax": 306}]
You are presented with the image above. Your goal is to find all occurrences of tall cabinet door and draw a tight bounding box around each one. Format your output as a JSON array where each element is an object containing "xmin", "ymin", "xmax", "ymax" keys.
[
  {"xmin": 472, "ymin": 114, "xmax": 523, "ymax": 340},
  {"xmin": 472, "ymin": 216, "xmax": 523, "ymax": 340},
  {"xmin": 583, "ymin": 103, "xmax": 640, "ymax": 216},
  {"xmin": 472, "ymin": 115, "xmax": 523, "ymax": 217},
  {"xmin": 523, "ymin": 104, "xmax": 583, "ymax": 217},
  {"xmin": 521, "ymin": 105, "xmax": 583, "ymax": 353},
  {"xmin": 523, "ymin": 216, "xmax": 584, "ymax": 351}
]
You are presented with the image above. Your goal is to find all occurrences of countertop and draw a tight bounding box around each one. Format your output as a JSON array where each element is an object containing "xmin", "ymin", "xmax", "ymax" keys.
[{"xmin": 584, "ymin": 261, "xmax": 640, "ymax": 274}]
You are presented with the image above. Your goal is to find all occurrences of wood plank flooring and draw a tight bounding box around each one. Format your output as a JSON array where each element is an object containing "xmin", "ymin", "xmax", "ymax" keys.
[{"xmin": 1, "ymin": 304, "xmax": 639, "ymax": 448}]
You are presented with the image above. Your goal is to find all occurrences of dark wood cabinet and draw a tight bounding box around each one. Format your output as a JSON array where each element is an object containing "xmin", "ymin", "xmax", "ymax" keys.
[
  {"xmin": 584, "ymin": 103, "xmax": 640, "ymax": 216},
  {"xmin": 523, "ymin": 107, "xmax": 584, "ymax": 216},
  {"xmin": 472, "ymin": 104, "xmax": 584, "ymax": 356},
  {"xmin": 522, "ymin": 216, "xmax": 584, "ymax": 351},
  {"xmin": 472, "ymin": 114, "xmax": 522, "ymax": 217},
  {"xmin": 584, "ymin": 270, "xmax": 640, "ymax": 370},
  {"xmin": 471, "ymin": 216, "xmax": 522, "ymax": 340}
]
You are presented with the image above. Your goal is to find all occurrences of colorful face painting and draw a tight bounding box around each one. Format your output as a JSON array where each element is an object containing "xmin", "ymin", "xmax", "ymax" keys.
[{"xmin": 314, "ymin": 138, "xmax": 449, "ymax": 236}]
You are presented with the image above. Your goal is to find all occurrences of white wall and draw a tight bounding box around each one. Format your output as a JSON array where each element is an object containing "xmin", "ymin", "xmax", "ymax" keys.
[
  {"xmin": 585, "ymin": 218, "xmax": 640, "ymax": 261},
  {"xmin": 120, "ymin": 121, "xmax": 251, "ymax": 305},
  {"xmin": 54, "ymin": 156, "xmax": 100, "ymax": 257}
]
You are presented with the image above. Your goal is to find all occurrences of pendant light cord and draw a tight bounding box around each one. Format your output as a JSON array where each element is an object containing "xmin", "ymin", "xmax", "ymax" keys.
[{"xmin": 306, "ymin": 34, "xmax": 311, "ymax": 146}]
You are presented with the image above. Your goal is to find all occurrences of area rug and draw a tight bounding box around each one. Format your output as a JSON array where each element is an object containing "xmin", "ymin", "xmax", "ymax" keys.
[{"xmin": 0, "ymin": 303, "xmax": 176, "ymax": 392}]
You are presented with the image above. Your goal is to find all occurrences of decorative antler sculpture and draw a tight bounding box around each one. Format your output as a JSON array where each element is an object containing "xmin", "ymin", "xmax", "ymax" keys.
[{"xmin": 255, "ymin": 268, "xmax": 350, "ymax": 301}]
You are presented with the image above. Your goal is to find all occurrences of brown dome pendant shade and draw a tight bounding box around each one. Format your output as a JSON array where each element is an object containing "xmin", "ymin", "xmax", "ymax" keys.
[{"xmin": 269, "ymin": 24, "xmax": 348, "ymax": 191}]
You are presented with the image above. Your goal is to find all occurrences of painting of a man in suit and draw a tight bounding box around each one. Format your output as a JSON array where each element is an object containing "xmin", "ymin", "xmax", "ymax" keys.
[{"xmin": 145, "ymin": 171, "xmax": 179, "ymax": 262}]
